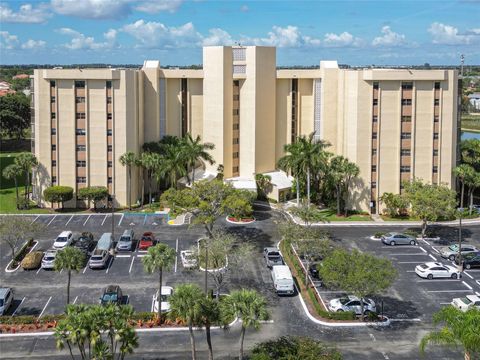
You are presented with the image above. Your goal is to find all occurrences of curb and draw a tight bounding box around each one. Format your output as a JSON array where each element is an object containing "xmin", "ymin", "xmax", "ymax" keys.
[
  {"xmin": 225, "ymin": 216, "xmax": 256, "ymax": 225},
  {"xmin": 4, "ymin": 241, "xmax": 39, "ymax": 273}
]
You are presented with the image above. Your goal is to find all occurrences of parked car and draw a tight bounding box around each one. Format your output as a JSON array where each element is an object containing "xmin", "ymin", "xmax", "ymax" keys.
[
  {"xmin": 439, "ymin": 244, "xmax": 478, "ymax": 261},
  {"xmin": 97, "ymin": 233, "xmax": 114, "ymax": 251},
  {"xmin": 41, "ymin": 249, "xmax": 58, "ymax": 270},
  {"xmin": 139, "ymin": 232, "xmax": 156, "ymax": 251},
  {"xmin": 381, "ymin": 232, "xmax": 416, "ymax": 246},
  {"xmin": 0, "ymin": 288, "xmax": 13, "ymax": 315},
  {"xmin": 271, "ymin": 265, "xmax": 295, "ymax": 295},
  {"xmin": 415, "ymin": 262, "xmax": 461, "ymax": 279},
  {"xmin": 180, "ymin": 250, "xmax": 197, "ymax": 269},
  {"xmin": 263, "ymin": 247, "xmax": 283, "ymax": 268},
  {"xmin": 21, "ymin": 251, "xmax": 44, "ymax": 270},
  {"xmin": 328, "ymin": 295, "xmax": 376, "ymax": 315},
  {"xmin": 153, "ymin": 286, "xmax": 174, "ymax": 313},
  {"xmin": 451, "ymin": 295, "xmax": 480, "ymax": 312},
  {"xmin": 73, "ymin": 232, "xmax": 95, "ymax": 254},
  {"xmin": 116, "ymin": 229, "xmax": 134, "ymax": 252},
  {"xmin": 100, "ymin": 285, "xmax": 123, "ymax": 306},
  {"xmin": 89, "ymin": 249, "xmax": 110, "ymax": 269},
  {"xmin": 309, "ymin": 262, "xmax": 322, "ymax": 281},
  {"xmin": 471, "ymin": 205, "xmax": 480, "ymax": 214},
  {"xmin": 53, "ymin": 231, "xmax": 74, "ymax": 249},
  {"xmin": 455, "ymin": 252, "xmax": 480, "ymax": 269}
]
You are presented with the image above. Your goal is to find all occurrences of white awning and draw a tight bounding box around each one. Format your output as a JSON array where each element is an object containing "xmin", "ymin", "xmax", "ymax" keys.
[{"xmin": 262, "ymin": 171, "xmax": 293, "ymax": 190}]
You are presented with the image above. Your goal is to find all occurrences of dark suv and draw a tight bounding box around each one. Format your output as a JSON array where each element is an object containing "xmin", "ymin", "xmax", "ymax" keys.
[
  {"xmin": 100, "ymin": 285, "xmax": 123, "ymax": 306},
  {"xmin": 455, "ymin": 252, "xmax": 480, "ymax": 270},
  {"xmin": 73, "ymin": 232, "xmax": 95, "ymax": 255}
]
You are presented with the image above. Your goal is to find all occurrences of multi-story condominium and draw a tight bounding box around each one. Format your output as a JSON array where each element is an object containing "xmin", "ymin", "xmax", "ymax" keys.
[{"xmin": 32, "ymin": 46, "xmax": 459, "ymax": 213}]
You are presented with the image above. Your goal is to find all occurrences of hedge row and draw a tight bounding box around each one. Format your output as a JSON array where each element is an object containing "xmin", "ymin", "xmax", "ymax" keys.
[{"xmin": 11, "ymin": 238, "xmax": 35, "ymax": 267}]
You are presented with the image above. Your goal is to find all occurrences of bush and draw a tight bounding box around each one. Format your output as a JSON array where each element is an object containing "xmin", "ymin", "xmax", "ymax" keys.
[
  {"xmin": 16, "ymin": 198, "xmax": 30, "ymax": 210},
  {"xmin": 11, "ymin": 238, "xmax": 34, "ymax": 266},
  {"xmin": 43, "ymin": 186, "xmax": 73, "ymax": 209},
  {"xmin": 374, "ymin": 232, "xmax": 385, "ymax": 238},
  {"xmin": 77, "ymin": 186, "xmax": 108, "ymax": 210}
]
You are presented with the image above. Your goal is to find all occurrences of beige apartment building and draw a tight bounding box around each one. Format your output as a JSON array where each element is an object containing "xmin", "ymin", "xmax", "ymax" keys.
[{"xmin": 32, "ymin": 46, "xmax": 459, "ymax": 213}]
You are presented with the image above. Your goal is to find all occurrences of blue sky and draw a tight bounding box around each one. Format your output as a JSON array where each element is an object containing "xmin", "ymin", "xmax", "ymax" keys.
[{"xmin": 1, "ymin": 0, "xmax": 479, "ymax": 66}]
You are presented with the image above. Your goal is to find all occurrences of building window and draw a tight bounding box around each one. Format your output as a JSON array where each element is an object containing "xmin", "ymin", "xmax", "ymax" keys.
[
  {"xmin": 434, "ymin": 116, "xmax": 439, "ymax": 122},
  {"xmin": 372, "ymin": 132, "xmax": 378, "ymax": 139},
  {"xmin": 107, "ymin": 113, "xmax": 112, "ymax": 120},
  {"xmin": 233, "ymin": 166, "xmax": 239, "ymax": 173},
  {"xmin": 50, "ymin": 96, "xmax": 56, "ymax": 103},
  {"xmin": 371, "ymin": 165, "xmax": 377, "ymax": 172},
  {"xmin": 75, "ymin": 97, "xmax": 85, "ymax": 103},
  {"xmin": 107, "ymin": 145, "xmax": 112, "ymax": 152},
  {"xmin": 434, "ymin": 99, "xmax": 440, "ymax": 106},
  {"xmin": 232, "ymin": 47, "xmax": 246, "ymax": 61},
  {"xmin": 372, "ymin": 149, "xmax": 377, "ymax": 156},
  {"xmin": 371, "ymin": 181, "xmax": 377, "ymax": 188},
  {"xmin": 233, "ymin": 65, "xmax": 246, "ymax": 74},
  {"xmin": 233, "ymin": 109, "xmax": 239, "ymax": 116},
  {"xmin": 76, "ymin": 161, "xmax": 86, "ymax": 167},
  {"xmin": 51, "ymin": 128, "xmax": 57, "ymax": 135},
  {"xmin": 50, "ymin": 81, "xmax": 56, "ymax": 87},
  {"xmin": 233, "ymin": 152, "xmax": 239, "ymax": 159},
  {"xmin": 401, "ymin": 149, "xmax": 411, "ymax": 156},
  {"xmin": 107, "ymin": 177, "xmax": 112, "ymax": 184},
  {"xmin": 233, "ymin": 123, "xmax": 240, "ymax": 130},
  {"xmin": 401, "ymin": 132, "xmax": 411, "ymax": 139},
  {"xmin": 233, "ymin": 94, "xmax": 240, "ymax": 101},
  {"xmin": 373, "ymin": 99, "xmax": 378, "ymax": 106},
  {"xmin": 51, "ymin": 112, "xmax": 56, "ymax": 120},
  {"xmin": 401, "ymin": 116, "xmax": 412, "ymax": 122},
  {"xmin": 76, "ymin": 113, "xmax": 86, "ymax": 119},
  {"xmin": 433, "ymin": 149, "xmax": 438, "ymax": 156},
  {"xmin": 107, "ymin": 161, "xmax": 112, "ymax": 168},
  {"xmin": 400, "ymin": 166, "xmax": 411, "ymax": 173},
  {"xmin": 52, "ymin": 176, "xmax": 57, "ymax": 184},
  {"xmin": 372, "ymin": 116, "xmax": 378, "ymax": 123},
  {"xmin": 433, "ymin": 166, "xmax": 438, "ymax": 173},
  {"xmin": 401, "ymin": 99, "xmax": 412, "ymax": 106},
  {"xmin": 52, "ymin": 160, "xmax": 56, "ymax": 167},
  {"xmin": 373, "ymin": 82, "xmax": 379, "ymax": 90},
  {"xmin": 75, "ymin": 81, "xmax": 85, "ymax": 88},
  {"xmin": 76, "ymin": 129, "xmax": 86, "ymax": 135},
  {"xmin": 402, "ymin": 82, "xmax": 413, "ymax": 90},
  {"xmin": 106, "ymin": 81, "xmax": 112, "ymax": 89},
  {"xmin": 434, "ymin": 82, "xmax": 440, "ymax": 90},
  {"xmin": 233, "ymin": 138, "xmax": 239, "ymax": 145},
  {"xmin": 76, "ymin": 177, "xmax": 86, "ymax": 183},
  {"xmin": 107, "ymin": 97, "xmax": 112, "ymax": 104},
  {"xmin": 107, "ymin": 129, "xmax": 112, "ymax": 136},
  {"xmin": 76, "ymin": 145, "xmax": 86, "ymax": 151},
  {"xmin": 433, "ymin": 133, "xmax": 439, "ymax": 139},
  {"xmin": 52, "ymin": 144, "xmax": 56, "ymax": 151}
]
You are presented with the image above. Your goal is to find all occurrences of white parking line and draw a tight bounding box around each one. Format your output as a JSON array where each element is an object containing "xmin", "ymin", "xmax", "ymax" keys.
[
  {"xmin": 415, "ymin": 279, "xmax": 460, "ymax": 282},
  {"xmin": 39, "ymin": 297, "xmax": 52, "ymax": 318},
  {"xmin": 429, "ymin": 254, "xmax": 437, "ymax": 261},
  {"xmin": 36, "ymin": 267, "xmax": 42, "ymax": 274},
  {"xmin": 477, "ymin": 280, "xmax": 480, "ymax": 287},
  {"xmin": 105, "ymin": 257, "xmax": 113, "ymax": 274},
  {"xmin": 406, "ymin": 270, "xmax": 416, "ymax": 272},
  {"xmin": 389, "ymin": 253, "xmax": 427, "ymax": 256},
  {"xmin": 137, "ymin": 254, "xmax": 146, "ymax": 258},
  {"xmin": 83, "ymin": 265, "xmax": 88, "ymax": 274},
  {"xmin": 116, "ymin": 254, "xmax": 131, "ymax": 258},
  {"xmin": 31, "ymin": 215, "xmax": 39, "ymax": 224},
  {"xmin": 60, "ymin": 269, "xmax": 63, "ymax": 274},
  {"xmin": 129, "ymin": 256, "xmax": 135, "ymax": 273},
  {"xmin": 47, "ymin": 215, "xmax": 57, "ymax": 227},
  {"xmin": 462, "ymin": 281, "xmax": 473, "ymax": 290},
  {"xmin": 421, "ymin": 239, "xmax": 430, "ymax": 245},
  {"xmin": 419, "ymin": 247, "xmax": 427, "ymax": 253},
  {"xmin": 316, "ymin": 290, "xmax": 346, "ymax": 293},
  {"xmin": 431, "ymin": 247, "xmax": 440, "ymax": 254},
  {"xmin": 398, "ymin": 262, "xmax": 423, "ymax": 264},
  {"xmin": 427, "ymin": 290, "xmax": 472, "ymax": 293},
  {"xmin": 143, "ymin": 215, "xmax": 147, "ymax": 225},
  {"xmin": 151, "ymin": 295, "xmax": 155, "ymax": 312},
  {"xmin": 73, "ymin": 296, "xmax": 78, "ymax": 304},
  {"xmin": 124, "ymin": 295, "xmax": 129, "ymax": 305},
  {"xmin": 12, "ymin": 297, "xmax": 26, "ymax": 316},
  {"xmin": 65, "ymin": 215, "xmax": 74, "ymax": 227},
  {"xmin": 118, "ymin": 214, "xmax": 124, "ymax": 226},
  {"xmin": 174, "ymin": 238, "xmax": 178, "ymax": 273},
  {"xmin": 463, "ymin": 271, "xmax": 474, "ymax": 279},
  {"xmin": 83, "ymin": 215, "xmax": 91, "ymax": 226},
  {"xmin": 101, "ymin": 215, "xmax": 107, "ymax": 226}
]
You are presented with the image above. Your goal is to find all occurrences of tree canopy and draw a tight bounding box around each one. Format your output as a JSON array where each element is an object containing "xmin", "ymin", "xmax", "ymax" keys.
[{"xmin": 0, "ymin": 93, "xmax": 30, "ymax": 140}]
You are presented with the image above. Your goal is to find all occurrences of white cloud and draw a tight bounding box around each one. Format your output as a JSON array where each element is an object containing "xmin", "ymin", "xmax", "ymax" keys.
[
  {"xmin": 0, "ymin": 31, "xmax": 19, "ymax": 49},
  {"xmin": 21, "ymin": 39, "xmax": 47, "ymax": 49},
  {"xmin": 0, "ymin": 3, "xmax": 51, "ymax": 24},
  {"xmin": 372, "ymin": 26, "xmax": 406, "ymax": 46},
  {"xmin": 58, "ymin": 27, "xmax": 118, "ymax": 50},
  {"xmin": 51, "ymin": 0, "xmax": 183, "ymax": 19},
  {"xmin": 323, "ymin": 31, "xmax": 362, "ymax": 47},
  {"xmin": 203, "ymin": 28, "xmax": 234, "ymax": 46},
  {"xmin": 246, "ymin": 25, "xmax": 322, "ymax": 48},
  {"xmin": 428, "ymin": 22, "xmax": 478, "ymax": 45},
  {"xmin": 122, "ymin": 20, "xmax": 201, "ymax": 48}
]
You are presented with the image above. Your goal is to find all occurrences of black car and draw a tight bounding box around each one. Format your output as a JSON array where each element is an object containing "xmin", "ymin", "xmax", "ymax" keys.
[
  {"xmin": 456, "ymin": 252, "xmax": 480, "ymax": 270},
  {"xmin": 309, "ymin": 263, "xmax": 323, "ymax": 284},
  {"xmin": 73, "ymin": 232, "xmax": 95, "ymax": 254},
  {"xmin": 100, "ymin": 285, "xmax": 123, "ymax": 306}
]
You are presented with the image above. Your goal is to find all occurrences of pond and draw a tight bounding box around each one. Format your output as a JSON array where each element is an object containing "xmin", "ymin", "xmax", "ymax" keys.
[{"xmin": 461, "ymin": 131, "xmax": 480, "ymax": 140}]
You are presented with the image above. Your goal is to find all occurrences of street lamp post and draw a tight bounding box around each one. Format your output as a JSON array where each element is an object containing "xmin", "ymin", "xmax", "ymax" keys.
[
  {"xmin": 110, "ymin": 194, "xmax": 115, "ymax": 241},
  {"xmin": 458, "ymin": 208, "xmax": 463, "ymax": 272}
]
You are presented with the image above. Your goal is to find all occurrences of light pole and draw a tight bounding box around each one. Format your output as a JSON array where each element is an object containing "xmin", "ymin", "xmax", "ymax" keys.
[
  {"xmin": 457, "ymin": 207, "xmax": 463, "ymax": 272},
  {"xmin": 110, "ymin": 194, "xmax": 115, "ymax": 240}
]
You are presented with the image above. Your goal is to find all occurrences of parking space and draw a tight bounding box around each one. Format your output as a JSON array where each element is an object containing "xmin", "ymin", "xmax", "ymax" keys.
[
  {"xmin": 144, "ymin": 214, "xmax": 168, "ymax": 227},
  {"xmin": 86, "ymin": 214, "xmax": 109, "ymax": 228},
  {"xmin": 120, "ymin": 214, "xmax": 145, "ymax": 227}
]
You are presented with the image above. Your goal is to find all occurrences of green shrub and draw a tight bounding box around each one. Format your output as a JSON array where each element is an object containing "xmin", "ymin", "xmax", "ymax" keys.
[
  {"xmin": 404, "ymin": 230, "xmax": 419, "ymax": 237},
  {"xmin": 12, "ymin": 238, "xmax": 34, "ymax": 265},
  {"xmin": 43, "ymin": 185, "xmax": 73, "ymax": 209},
  {"xmin": 374, "ymin": 232, "xmax": 385, "ymax": 238}
]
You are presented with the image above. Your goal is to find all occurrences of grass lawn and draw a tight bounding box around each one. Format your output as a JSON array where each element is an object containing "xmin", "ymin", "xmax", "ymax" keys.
[
  {"xmin": 380, "ymin": 215, "xmax": 419, "ymax": 221},
  {"xmin": 319, "ymin": 208, "xmax": 372, "ymax": 221},
  {"xmin": 461, "ymin": 114, "xmax": 480, "ymax": 132}
]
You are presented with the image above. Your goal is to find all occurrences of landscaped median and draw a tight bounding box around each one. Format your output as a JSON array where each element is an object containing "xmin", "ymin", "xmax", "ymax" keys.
[
  {"xmin": 279, "ymin": 238, "xmax": 390, "ymax": 327},
  {"xmin": 5, "ymin": 238, "xmax": 39, "ymax": 273}
]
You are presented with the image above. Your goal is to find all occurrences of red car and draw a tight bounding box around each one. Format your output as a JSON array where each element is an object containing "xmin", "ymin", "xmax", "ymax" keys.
[{"xmin": 138, "ymin": 232, "xmax": 156, "ymax": 251}]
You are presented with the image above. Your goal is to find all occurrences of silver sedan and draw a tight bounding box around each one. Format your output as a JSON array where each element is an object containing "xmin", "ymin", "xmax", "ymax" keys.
[{"xmin": 381, "ymin": 232, "xmax": 416, "ymax": 246}]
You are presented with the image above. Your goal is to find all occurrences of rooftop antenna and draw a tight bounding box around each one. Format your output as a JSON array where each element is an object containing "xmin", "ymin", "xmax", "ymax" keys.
[{"xmin": 460, "ymin": 54, "xmax": 465, "ymax": 77}]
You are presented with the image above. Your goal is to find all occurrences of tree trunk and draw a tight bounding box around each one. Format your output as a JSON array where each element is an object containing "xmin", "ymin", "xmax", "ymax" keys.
[
  {"xmin": 468, "ymin": 188, "xmax": 473, "ymax": 215},
  {"xmin": 336, "ymin": 185, "xmax": 341, "ymax": 216},
  {"xmin": 465, "ymin": 350, "xmax": 471, "ymax": 360},
  {"xmin": 192, "ymin": 162, "xmax": 196, "ymax": 185},
  {"xmin": 67, "ymin": 270, "xmax": 71, "ymax": 304},
  {"xmin": 204, "ymin": 238, "xmax": 209, "ymax": 294},
  {"xmin": 306, "ymin": 169, "xmax": 311, "ymax": 206},
  {"xmin": 460, "ymin": 181, "xmax": 465, "ymax": 209},
  {"xmin": 421, "ymin": 219, "xmax": 427, "ymax": 238},
  {"xmin": 27, "ymin": 170, "xmax": 30, "ymax": 201},
  {"xmin": 239, "ymin": 326, "xmax": 246, "ymax": 360},
  {"xmin": 128, "ymin": 166, "xmax": 131, "ymax": 210},
  {"xmin": 305, "ymin": 260, "xmax": 310, "ymax": 286},
  {"xmin": 206, "ymin": 323, "xmax": 213, "ymax": 360},
  {"xmin": 24, "ymin": 170, "xmax": 28, "ymax": 200},
  {"xmin": 360, "ymin": 298, "xmax": 365, "ymax": 321},
  {"xmin": 188, "ymin": 323, "xmax": 197, "ymax": 360},
  {"xmin": 141, "ymin": 170, "xmax": 145, "ymax": 207},
  {"xmin": 14, "ymin": 177, "xmax": 19, "ymax": 209},
  {"xmin": 296, "ymin": 176, "xmax": 300, "ymax": 206},
  {"xmin": 158, "ymin": 268, "xmax": 163, "ymax": 321},
  {"xmin": 148, "ymin": 171, "xmax": 152, "ymax": 205},
  {"xmin": 344, "ymin": 184, "xmax": 349, "ymax": 217}
]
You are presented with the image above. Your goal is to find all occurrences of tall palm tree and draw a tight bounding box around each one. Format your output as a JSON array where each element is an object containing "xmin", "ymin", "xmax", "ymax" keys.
[
  {"xmin": 453, "ymin": 164, "xmax": 475, "ymax": 210},
  {"xmin": 54, "ymin": 247, "xmax": 86, "ymax": 305},
  {"xmin": 14, "ymin": 152, "xmax": 38, "ymax": 201},
  {"xmin": 420, "ymin": 306, "xmax": 480, "ymax": 360},
  {"xmin": 255, "ymin": 174, "xmax": 272, "ymax": 200},
  {"xmin": 329, "ymin": 155, "xmax": 360, "ymax": 216},
  {"xmin": 195, "ymin": 295, "xmax": 222, "ymax": 360},
  {"xmin": 223, "ymin": 289, "xmax": 269, "ymax": 360},
  {"xmin": 119, "ymin": 151, "xmax": 136, "ymax": 210},
  {"xmin": 466, "ymin": 172, "xmax": 480, "ymax": 215},
  {"xmin": 169, "ymin": 284, "xmax": 203, "ymax": 360},
  {"xmin": 142, "ymin": 243, "xmax": 176, "ymax": 319},
  {"xmin": 140, "ymin": 152, "xmax": 160, "ymax": 206},
  {"xmin": 182, "ymin": 133, "xmax": 215, "ymax": 185},
  {"xmin": 135, "ymin": 156, "xmax": 146, "ymax": 207},
  {"xmin": 3, "ymin": 163, "xmax": 22, "ymax": 209},
  {"xmin": 158, "ymin": 144, "xmax": 188, "ymax": 188},
  {"xmin": 278, "ymin": 141, "xmax": 303, "ymax": 205}
]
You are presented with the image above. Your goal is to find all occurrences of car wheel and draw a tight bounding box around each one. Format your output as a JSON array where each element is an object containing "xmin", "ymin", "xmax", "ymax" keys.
[
  {"xmin": 451, "ymin": 273, "xmax": 458, "ymax": 279},
  {"xmin": 449, "ymin": 255, "xmax": 455, "ymax": 261},
  {"xmin": 410, "ymin": 240, "xmax": 416, "ymax": 245},
  {"xmin": 427, "ymin": 274, "xmax": 433, "ymax": 280},
  {"xmin": 466, "ymin": 264, "xmax": 471, "ymax": 270},
  {"xmin": 390, "ymin": 241, "xmax": 396, "ymax": 246}
]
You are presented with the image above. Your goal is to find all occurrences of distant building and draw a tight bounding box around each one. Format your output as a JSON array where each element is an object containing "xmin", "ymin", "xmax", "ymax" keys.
[
  {"xmin": 0, "ymin": 81, "xmax": 11, "ymax": 90},
  {"xmin": 468, "ymin": 92, "xmax": 480, "ymax": 110},
  {"xmin": 13, "ymin": 74, "xmax": 30, "ymax": 80},
  {"xmin": 0, "ymin": 89, "xmax": 16, "ymax": 96}
]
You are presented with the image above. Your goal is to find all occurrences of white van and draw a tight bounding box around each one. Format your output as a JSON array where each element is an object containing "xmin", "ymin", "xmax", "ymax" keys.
[{"xmin": 271, "ymin": 265, "xmax": 295, "ymax": 295}]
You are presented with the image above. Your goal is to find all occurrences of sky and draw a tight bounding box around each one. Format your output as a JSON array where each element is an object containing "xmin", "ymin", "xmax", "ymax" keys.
[{"xmin": 0, "ymin": 0, "xmax": 479, "ymax": 66}]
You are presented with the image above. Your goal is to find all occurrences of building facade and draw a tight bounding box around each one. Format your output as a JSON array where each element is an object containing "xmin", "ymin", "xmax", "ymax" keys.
[{"xmin": 32, "ymin": 46, "xmax": 459, "ymax": 212}]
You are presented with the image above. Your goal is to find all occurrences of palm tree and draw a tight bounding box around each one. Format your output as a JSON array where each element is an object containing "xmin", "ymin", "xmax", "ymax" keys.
[
  {"xmin": 453, "ymin": 164, "xmax": 475, "ymax": 210},
  {"xmin": 142, "ymin": 243, "xmax": 176, "ymax": 319},
  {"xmin": 140, "ymin": 152, "xmax": 160, "ymax": 206},
  {"xmin": 224, "ymin": 289, "xmax": 269, "ymax": 360},
  {"xmin": 255, "ymin": 174, "xmax": 272, "ymax": 200},
  {"xmin": 119, "ymin": 151, "xmax": 137, "ymax": 210},
  {"xmin": 14, "ymin": 152, "xmax": 38, "ymax": 201},
  {"xmin": 420, "ymin": 306, "xmax": 480, "ymax": 360},
  {"xmin": 466, "ymin": 172, "xmax": 480, "ymax": 215},
  {"xmin": 169, "ymin": 284, "xmax": 203, "ymax": 360},
  {"xmin": 329, "ymin": 156, "xmax": 360, "ymax": 216},
  {"xmin": 195, "ymin": 295, "xmax": 222, "ymax": 360},
  {"xmin": 2, "ymin": 163, "xmax": 22, "ymax": 209},
  {"xmin": 54, "ymin": 247, "xmax": 86, "ymax": 305},
  {"xmin": 278, "ymin": 141, "xmax": 303, "ymax": 205},
  {"xmin": 158, "ymin": 144, "xmax": 188, "ymax": 188},
  {"xmin": 135, "ymin": 156, "xmax": 146, "ymax": 207},
  {"xmin": 182, "ymin": 133, "xmax": 215, "ymax": 185}
]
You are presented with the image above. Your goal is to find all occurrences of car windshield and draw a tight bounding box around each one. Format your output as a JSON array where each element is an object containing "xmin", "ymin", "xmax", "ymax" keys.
[
  {"xmin": 461, "ymin": 297, "xmax": 472, "ymax": 305},
  {"xmin": 102, "ymin": 293, "xmax": 117, "ymax": 302},
  {"xmin": 44, "ymin": 255, "xmax": 55, "ymax": 261},
  {"xmin": 91, "ymin": 255, "xmax": 103, "ymax": 261},
  {"xmin": 119, "ymin": 236, "xmax": 130, "ymax": 242},
  {"xmin": 449, "ymin": 245, "xmax": 458, "ymax": 251},
  {"xmin": 160, "ymin": 294, "xmax": 170, "ymax": 302},
  {"xmin": 268, "ymin": 254, "xmax": 281, "ymax": 260},
  {"xmin": 419, "ymin": 264, "xmax": 429, "ymax": 269},
  {"xmin": 56, "ymin": 237, "xmax": 67, "ymax": 243},
  {"xmin": 339, "ymin": 297, "xmax": 351, "ymax": 305}
]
